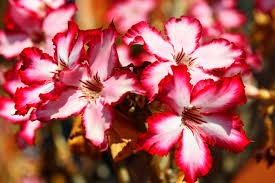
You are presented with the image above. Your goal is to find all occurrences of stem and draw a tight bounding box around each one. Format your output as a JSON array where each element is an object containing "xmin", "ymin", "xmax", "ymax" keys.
[
  {"xmin": 245, "ymin": 84, "xmax": 275, "ymax": 102},
  {"xmin": 51, "ymin": 122, "xmax": 86, "ymax": 183}
]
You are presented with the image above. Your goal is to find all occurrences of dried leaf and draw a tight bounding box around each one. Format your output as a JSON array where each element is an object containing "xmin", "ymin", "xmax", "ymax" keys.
[
  {"xmin": 176, "ymin": 172, "xmax": 199, "ymax": 183},
  {"xmin": 108, "ymin": 111, "xmax": 141, "ymax": 162},
  {"xmin": 68, "ymin": 115, "xmax": 101, "ymax": 158}
]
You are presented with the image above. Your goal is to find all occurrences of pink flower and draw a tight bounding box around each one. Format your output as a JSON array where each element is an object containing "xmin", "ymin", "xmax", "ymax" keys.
[
  {"xmin": 0, "ymin": 97, "xmax": 42, "ymax": 146},
  {"xmin": 1, "ymin": 21, "xmax": 92, "ymax": 146},
  {"xmin": 220, "ymin": 33, "xmax": 262, "ymax": 73},
  {"xmin": 0, "ymin": 67, "xmax": 42, "ymax": 146},
  {"xmin": 14, "ymin": 21, "xmax": 89, "ymax": 115},
  {"xmin": 189, "ymin": 0, "xmax": 246, "ymax": 36},
  {"xmin": 33, "ymin": 24, "xmax": 144, "ymax": 149},
  {"xmin": 188, "ymin": 1, "xmax": 262, "ymax": 79},
  {"xmin": 106, "ymin": 0, "xmax": 156, "ymax": 32},
  {"xmin": 0, "ymin": 0, "xmax": 76, "ymax": 59},
  {"xmin": 123, "ymin": 16, "xmax": 244, "ymax": 100},
  {"xmin": 139, "ymin": 65, "xmax": 250, "ymax": 183},
  {"xmin": 198, "ymin": 33, "xmax": 262, "ymax": 84},
  {"xmin": 2, "ymin": 61, "xmax": 25, "ymax": 96},
  {"xmin": 255, "ymin": 0, "xmax": 275, "ymax": 13}
]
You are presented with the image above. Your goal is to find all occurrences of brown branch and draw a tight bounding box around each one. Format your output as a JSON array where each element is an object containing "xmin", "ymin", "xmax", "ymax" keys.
[{"xmin": 245, "ymin": 84, "xmax": 275, "ymax": 102}]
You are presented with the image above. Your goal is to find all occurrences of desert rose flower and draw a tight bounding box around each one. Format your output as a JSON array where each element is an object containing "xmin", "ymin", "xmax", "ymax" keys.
[
  {"xmin": 14, "ymin": 21, "xmax": 90, "ymax": 115},
  {"xmin": 0, "ymin": 66, "xmax": 41, "ymax": 146},
  {"xmin": 106, "ymin": 0, "xmax": 156, "ymax": 32},
  {"xmin": 139, "ymin": 65, "xmax": 250, "ymax": 183},
  {"xmin": 33, "ymin": 24, "xmax": 145, "ymax": 149},
  {"xmin": 0, "ymin": 0, "xmax": 76, "ymax": 59},
  {"xmin": 220, "ymin": 33, "xmax": 262, "ymax": 73},
  {"xmin": 188, "ymin": 1, "xmax": 262, "ymax": 81},
  {"xmin": 123, "ymin": 16, "xmax": 245, "ymax": 100},
  {"xmin": 189, "ymin": 0, "xmax": 246, "ymax": 37}
]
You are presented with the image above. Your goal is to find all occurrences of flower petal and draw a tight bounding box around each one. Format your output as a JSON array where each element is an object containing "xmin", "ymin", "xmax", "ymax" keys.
[
  {"xmin": 191, "ymin": 75, "xmax": 246, "ymax": 113},
  {"xmin": 53, "ymin": 21, "xmax": 85, "ymax": 68},
  {"xmin": 217, "ymin": 9, "xmax": 246, "ymax": 29},
  {"xmin": 199, "ymin": 113, "xmax": 250, "ymax": 152},
  {"xmin": 101, "ymin": 70, "xmax": 145, "ymax": 105},
  {"xmin": 82, "ymin": 101, "xmax": 113, "ymax": 150},
  {"xmin": 220, "ymin": 0, "xmax": 237, "ymax": 8},
  {"xmin": 16, "ymin": 0, "xmax": 46, "ymax": 16},
  {"xmin": 60, "ymin": 65, "xmax": 90, "ymax": 88},
  {"xmin": 3, "ymin": 68, "xmax": 26, "ymax": 96},
  {"xmin": 141, "ymin": 61, "xmax": 173, "ymax": 101},
  {"xmin": 191, "ymin": 78, "xmax": 215, "ymax": 96},
  {"xmin": 158, "ymin": 65, "xmax": 192, "ymax": 114},
  {"xmin": 191, "ymin": 39, "xmax": 245, "ymax": 70},
  {"xmin": 44, "ymin": 0, "xmax": 65, "ymax": 8},
  {"xmin": 139, "ymin": 112, "xmax": 183, "ymax": 156},
  {"xmin": 0, "ymin": 97, "xmax": 29, "ymax": 123},
  {"xmin": 0, "ymin": 31, "xmax": 32, "ymax": 59},
  {"xmin": 17, "ymin": 120, "xmax": 42, "ymax": 146},
  {"xmin": 222, "ymin": 62, "xmax": 250, "ymax": 77},
  {"xmin": 43, "ymin": 4, "xmax": 76, "ymax": 37},
  {"xmin": 7, "ymin": 0, "xmax": 41, "ymax": 34},
  {"xmin": 15, "ymin": 82, "xmax": 55, "ymax": 115},
  {"xmin": 88, "ymin": 24, "xmax": 119, "ymax": 81},
  {"xmin": 175, "ymin": 129, "xmax": 212, "ymax": 183},
  {"xmin": 189, "ymin": 1, "xmax": 213, "ymax": 28},
  {"xmin": 123, "ymin": 21, "xmax": 174, "ymax": 61},
  {"xmin": 34, "ymin": 88, "xmax": 87, "ymax": 121},
  {"xmin": 19, "ymin": 47, "xmax": 57, "ymax": 85},
  {"xmin": 165, "ymin": 16, "xmax": 201, "ymax": 55},
  {"xmin": 189, "ymin": 67, "xmax": 218, "ymax": 85},
  {"xmin": 245, "ymin": 51, "xmax": 262, "ymax": 73},
  {"xmin": 106, "ymin": 0, "xmax": 156, "ymax": 32},
  {"xmin": 117, "ymin": 44, "xmax": 134, "ymax": 67},
  {"xmin": 220, "ymin": 33, "xmax": 247, "ymax": 48}
]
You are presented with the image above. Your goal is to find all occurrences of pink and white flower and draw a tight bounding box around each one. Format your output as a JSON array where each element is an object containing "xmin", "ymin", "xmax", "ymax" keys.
[
  {"xmin": 123, "ymin": 16, "xmax": 244, "ymax": 100},
  {"xmin": 220, "ymin": 33, "xmax": 262, "ymax": 73},
  {"xmin": 106, "ymin": 0, "xmax": 156, "ymax": 32},
  {"xmin": 14, "ymin": 21, "xmax": 88, "ymax": 115},
  {"xmin": 189, "ymin": 0, "xmax": 246, "ymax": 37},
  {"xmin": 139, "ymin": 65, "xmax": 250, "ymax": 183},
  {"xmin": 33, "ymin": 24, "xmax": 144, "ymax": 149},
  {"xmin": 0, "ymin": 68, "xmax": 42, "ymax": 146},
  {"xmin": 188, "ymin": 1, "xmax": 262, "ymax": 80},
  {"xmin": 0, "ymin": 97, "xmax": 42, "ymax": 146},
  {"xmin": 0, "ymin": 0, "xmax": 76, "ymax": 59}
]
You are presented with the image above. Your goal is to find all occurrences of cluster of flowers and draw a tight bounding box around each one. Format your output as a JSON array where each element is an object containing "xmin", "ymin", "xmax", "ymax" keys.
[
  {"xmin": 188, "ymin": 0, "xmax": 262, "ymax": 77},
  {"xmin": 0, "ymin": 0, "xmax": 76, "ymax": 58},
  {"xmin": 0, "ymin": 0, "xmax": 77, "ymax": 146},
  {"xmin": 0, "ymin": 0, "xmax": 257, "ymax": 183}
]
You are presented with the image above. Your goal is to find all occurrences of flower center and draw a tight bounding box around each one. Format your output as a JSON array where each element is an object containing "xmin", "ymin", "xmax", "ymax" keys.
[
  {"xmin": 31, "ymin": 31, "xmax": 46, "ymax": 44},
  {"xmin": 174, "ymin": 49, "xmax": 196, "ymax": 67},
  {"xmin": 181, "ymin": 105, "xmax": 206, "ymax": 130},
  {"xmin": 80, "ymin": 75, "xmax": 103, "ymax": 101}
]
